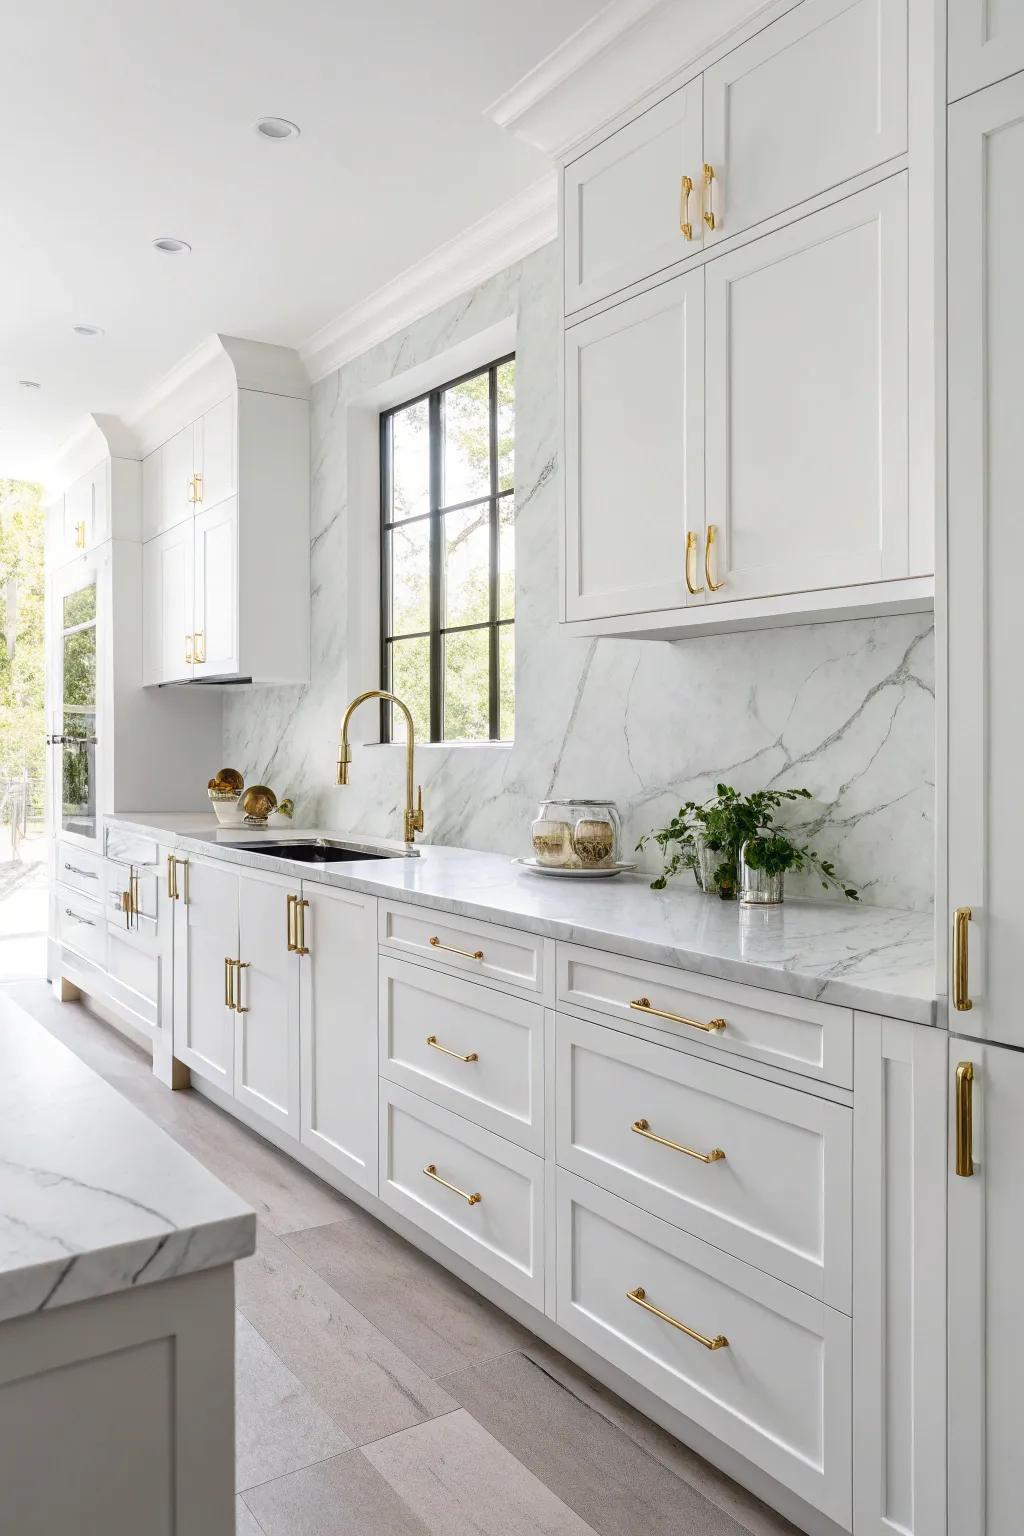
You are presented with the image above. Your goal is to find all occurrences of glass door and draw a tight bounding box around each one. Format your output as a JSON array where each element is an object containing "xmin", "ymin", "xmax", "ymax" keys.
[{"xmin": 56, "ymin": 578, "xmax": 98, "ymax": 842}]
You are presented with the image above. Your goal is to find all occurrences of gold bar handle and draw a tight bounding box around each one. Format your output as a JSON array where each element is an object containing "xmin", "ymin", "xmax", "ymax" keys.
[
  {"xmin": 193, "ymin": 472, "xmax": 203, "ymax": 505},
  {"xmin": 185, "ymin": 633, "xmax": 194, "ymax": 665},
  {"xmin": 295, "ymin": 898, "xmax": 309, "ymax": 956},
  {"xmin": 224, "ymin": 957, "xmax": 235, "ymax": 1010},
  {"xmin": 427, "ymin": 1034, "xmax": 479, "ymax": 1063},
  {"xmin": 955, "ymin": 1060, "xmax": 975, "ymax": 1177},
  {"xmin": 679, "ymin": 174, "xmax": 694, "ymax": 239},
  {"xmin": 632, "ymin": 1118, "xmax": 725, "ymax": 1164},
  {"xmin": 194, "ymin": 630, "xmax": 206, "ymax": 664},
  {"xmin": 627, "ymin": 1287, "xmax": 728, "ymax": 1350},
  {"xmin": 630, "ymin": 996, "xmax": 726, "ymax": 1033},
  {"xmin": 235, "ymin": 960, "xmax": 250, "ymax": 1014},
  {"xmin": 705, "ymin": 523, "xmax": 725, "ymax": 592},
  {"xmin": 187, "ymin": 476, "xmax": 198, "ymax": 504},
  {"xmin": 423, "ymin": 1163, "xmax": 481, "ymax": 1205},
  {"xmin": 429, "ymin": 936, "xmax": 484, "ymax": 961},
  {"xmin": 702, "ymin": 163, "xmax": 717, "ymax": 230},
  {"xmin": 685, "ymin": 530, "xmax": 704, "ymax": 595},
  {"xmin": 167, "ymin": 853, "xmax": 178, "ymax": 900},
  {"xmin": 286, "ymin": 893, "xmax": 297, "ymax": 952},
  {"xmin": 953, "ymin": 906, "xmax": 973, "ymax": 1012},
  {"xmin": 75, "ymin": 520, "xmax": 86, "ymax": 549},
  {"xmin": 176, "ymin": 857, "xmax": 189, "ymax": 906}
]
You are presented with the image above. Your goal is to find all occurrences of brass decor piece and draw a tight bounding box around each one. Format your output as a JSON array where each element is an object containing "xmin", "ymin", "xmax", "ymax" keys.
[
  {"xmin": 423, "ymin": 1163, "xmax": 482, "ymax": 1205},
  {"xmin": 627, "ymin": 1287, "xmax": 729, "ymax": 1350},
  {"xmin": 953, "ymin": 906, "xmax": 973, "ymax": 1012},
  {"xmin": 632, "ymin": 1118, "xmax": 725, "ymax": 1164},
  {"xmin": 702, "ymin": 163, "xmax": 717, "ymax": 230},
  {"xmin": 680, "ymin": 174, "xmax": 694, "ymax": 239},
  {"xmin": 630, "ymin": 996, "xmax": 727, "ymax": 1033},
  {"xmin": 337, "ymin": 689, "xmax": 424, "ymax": 844},
  {"xmin": 429, "ymin": 935, "xmax": 484, "ymax": 961},
  {"xmin": 685, "ymin": 530, "xmax": 704, "ymax": 595},
  {"xmin": 427, "ymin": 1034, "xmax": 479, "ymax": 1063},
  {"xmin": 217, "ymin": 769, "xmax": 245, "ymax": 793},
  {"xmin": 704, "ymin": 523, "xmax": 725, "ymax": 591},
  {"xmin": 241, "ymin": 785, "xmax": 277, "ymax": 827},
  {"xmin": 955, "ymin": 1060, "xmax": 975, "ymax": 1178}
]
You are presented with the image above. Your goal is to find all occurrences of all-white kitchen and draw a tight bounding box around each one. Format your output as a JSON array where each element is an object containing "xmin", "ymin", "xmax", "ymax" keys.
[{"xmin": 1, "ymin": 1, "xmax": 1019, "ymax": 1533}]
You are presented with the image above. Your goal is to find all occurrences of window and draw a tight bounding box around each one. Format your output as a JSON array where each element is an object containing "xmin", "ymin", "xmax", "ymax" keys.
[{"xmin": 380, "ymin": 355, "xmax": 515, "ymax": 743}]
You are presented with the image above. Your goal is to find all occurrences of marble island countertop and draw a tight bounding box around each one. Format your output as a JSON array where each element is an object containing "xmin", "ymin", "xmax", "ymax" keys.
[
  {"xmin": 109, "ymin": 813, "xmax": 938, "ymax": 1024},
  {"xmin": 0, "ymin": 994, "xmax": 255, "ymax": 1324}
]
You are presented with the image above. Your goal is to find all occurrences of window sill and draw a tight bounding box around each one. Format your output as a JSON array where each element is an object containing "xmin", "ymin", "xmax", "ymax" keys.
[{"xmin": 363, "ymin": 740, "xmax": 513, "ymax": 752}]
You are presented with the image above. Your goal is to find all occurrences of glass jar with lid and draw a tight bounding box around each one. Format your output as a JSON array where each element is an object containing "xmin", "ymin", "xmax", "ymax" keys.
[{"xmin": 531, "ymin": 799, "xmax": 622, "ymax": 869}]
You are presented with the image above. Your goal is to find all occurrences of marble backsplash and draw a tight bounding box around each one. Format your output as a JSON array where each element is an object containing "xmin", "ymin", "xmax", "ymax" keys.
[{"xmin": 224, "ymin": 243, "xmax": 935, "ymax": 910}]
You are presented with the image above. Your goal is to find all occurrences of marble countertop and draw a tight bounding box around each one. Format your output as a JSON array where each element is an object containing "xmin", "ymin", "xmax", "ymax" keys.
[
  {"xmin": 0, "ymin": 994, "xmax": 255, "ymax": 1324},
  {"xmin": 109, "ymin": 813, "xmax": 938, "ymax": 1024}
]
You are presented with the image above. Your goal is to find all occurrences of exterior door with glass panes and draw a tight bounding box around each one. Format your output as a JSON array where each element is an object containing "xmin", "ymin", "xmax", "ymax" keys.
[{"xmin": 49, "ymin": 553, "xmax": 102, "ymax": 849}]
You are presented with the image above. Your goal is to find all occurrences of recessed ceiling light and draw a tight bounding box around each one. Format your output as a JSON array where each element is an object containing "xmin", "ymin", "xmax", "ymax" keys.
[
  {"xmin": 72, "ymin": 323, "xmax": 104, "ymax": 338},
  {"xmin": 254, "ymin": 116, "xmax": 300, "ymax": 140},
  {"xmin": 152, "ymin": 236, "xmax": 191, "ymax": 255},
  {"xmin": 18, "ymin": 379, "xmax": 41, "ymax": 390}
]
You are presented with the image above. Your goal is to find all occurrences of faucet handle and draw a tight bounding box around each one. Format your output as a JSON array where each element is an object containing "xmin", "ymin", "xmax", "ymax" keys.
[
  {"xmin": 337, "ymin": 741, "xmax": 352, "ymax": 786},
  {"xmin": 414, "ymin": 785, "xmax": 425, "ymax": 832}
]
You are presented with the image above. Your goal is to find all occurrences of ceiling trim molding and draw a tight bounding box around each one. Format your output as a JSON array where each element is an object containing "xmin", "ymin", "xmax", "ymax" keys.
[{"xmin": 299, "ymin": 175, "xmax": 556, "ymax": 384}]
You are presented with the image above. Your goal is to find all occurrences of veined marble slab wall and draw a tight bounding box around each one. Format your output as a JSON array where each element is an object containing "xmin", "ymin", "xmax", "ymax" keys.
[{"xmin": 223, "ymin": 244, "xmax": 935, "ymax": 910}]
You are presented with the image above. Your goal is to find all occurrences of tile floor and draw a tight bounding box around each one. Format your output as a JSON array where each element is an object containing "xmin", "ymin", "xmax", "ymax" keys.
[{"xmin": 5, "ymin": 980, "xmax": 801, "ymax": 1536}]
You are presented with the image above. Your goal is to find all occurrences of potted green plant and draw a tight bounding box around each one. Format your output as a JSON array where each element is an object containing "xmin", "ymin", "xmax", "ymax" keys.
[{"xmin": 637, "ymin": 784, "xmax": 859, "ymax": 903}]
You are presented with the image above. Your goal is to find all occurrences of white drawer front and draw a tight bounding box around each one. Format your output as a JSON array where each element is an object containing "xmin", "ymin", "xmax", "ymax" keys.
[
  {"xmin": 379, "ymin": 957, "xmax": 544, "ymax": 1153},
  {"xmin": 103, "ymin": 861, "xmax": 159, "ymax": 925},
  {"xmin": 379, "ymin": 1083, "xmax": 544, "ymax": 1308},
  {"xmin": 379, "ymin": 900, "xmax": 548, "ymax": 995},
  {"xmin": 106, "ymin": 927, "xmax": 159, "ymax": 1007},
  {"xmin": 104, "ymin": 824, "xmax": 160, "ymax": 867},
  {"xmin": 57, "ymin": 887, "xmax": 107, "ymax": 967},
  {"xmin": 558, "ymin": 944, "xmax": 852, "ymax": 1087},
  {"xmin": 56, "ymin": 843, "xmax": 103, "ymax": 898},
  {"xmin": 556, "ymin": 1171, "xmax": 852, "ymax": 1528},
  {"xmin": 556, "ymin": 1013, "xmax": 851, "ymax": 1309}
]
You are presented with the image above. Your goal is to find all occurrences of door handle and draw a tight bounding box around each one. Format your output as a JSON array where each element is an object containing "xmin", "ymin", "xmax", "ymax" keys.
[
  {"xmin": 685, "ymin": 530, "xmax": 704, "ymax": 595},
  {"xmin": 955, "ymin": 1060, "xmax": 975, "ymax": 1177},
  {"xmin": 224, "ymin": 957, "xmax": 235, "ymax": 1010},
  {"xmin": 704, "ymin": 523, "xmax": 725, "ymax": 592},
  {"xmin": 679, "ymin": 174, "xmax": 694, "ymax": 240},
  {"xmin": 702, "ymin": 163, "xmax": 717, "ymax": 231},
  {"xmin": 234, "ymin": 960, "xmax": 250, "ymax": 1014},
  {"xmin": 953, "ymin": 906, "xmax": 973, "ymax": 1011}
]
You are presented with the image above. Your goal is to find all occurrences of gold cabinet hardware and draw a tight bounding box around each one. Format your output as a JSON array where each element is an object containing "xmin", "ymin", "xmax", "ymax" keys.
[
  {"xmin": 426, "ymin": 1034, "xmax": 479, "ymax": 1063},
  {"xmin": 188, "ymin": 476, "xmax": 196, "ymax": 504},
  {"xmin": 74, "ymin": 520, "xmax": 86, "ymax": 549},
  {"xmin": 702, "ymin": 163, "xmax": 717, "ymax": 230},
  {"xmin": 627, "ymin": 1286, "xmax": 728, "ymax": 1349},
  {"xmin": 120, "ymin": 888, "xmax": 132, "ymax": 929},
  {"xmin": 679, "ymin": 174, "xmax": 694, "ymax": 239},
  {"xmin": 295, "ymin": 898, "xmax": 309, "ymax": 956},
  {"xmin": 632, "ymin": 1118, "xmax": 725, "ymax": 1163},
  {"xmin": 193, "ymin": 630, "xmax": 206, "ymax": 664},
  {"xmin": 224, "ymin": 957, "xmax": 236, "ymax": 1010},
  {"xmin": 422, "ymin": 1163, "xmax": 482, "ymax": 1205},
  {"xmin": 193, "ymin": 472, "xmax": 203, "ymax": 505},
  {"xmin": 955, "ymin": 1060, "xmax": 975, "ymax": 1178},
  {"xmin": 286, "ymin": 893, "xmax": 297, "ymax": 952},
  {"xmin": 429, "ymin": 936, "xmax": 484, "ymax": 961},
  {"xmin": 953, "ymin": 906, "xmax": 973, "ymax": 1012},
  {"xmin": 234, "ymin": 960, "xmax": 250, "ymax": 1014},
  {"xmin": 167, "ymin": 852, "xmax": 178, "ymax": 900},
  {"xmin": 704, "ymin": 523, "xmax": 725, "ymax": 592},
  {"xmin": 630, "ymin": 996, "xmax": 726, "ymax": 1033},
  {"xmin": 185, "ymin": 633, "xmax": 194, "ymax": 665},
  {"xmin": 685, "ymin": 530, "xmax": 704, "ymax": 595}
]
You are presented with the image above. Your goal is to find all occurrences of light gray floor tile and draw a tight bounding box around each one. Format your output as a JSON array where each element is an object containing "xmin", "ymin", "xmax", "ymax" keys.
[
  {"xmin": 237, "ymin": 1494, "xmax": 266, "ymax": 1534},
  {"xmin": 282, "ymin": 1213, "xmax": 532, "ymax": 1379},
  {"xmin": 242, "ymin": 1450, "xmax": 431, "ymax": 1536},
  {"xmin": 235, "ymin": 1312, "xmax": 353, "ymax": 1492},
  {"xmin": 363, "ymin": 1408, "xmax": 598, "ymax": 1536},
  {"xmin": 238, "ymin": 1224, "xmax": 457, "ymax": 1445},
  {"xmin": 6, "ymin": 981, "xmax": 151, "ymax": 1079}
]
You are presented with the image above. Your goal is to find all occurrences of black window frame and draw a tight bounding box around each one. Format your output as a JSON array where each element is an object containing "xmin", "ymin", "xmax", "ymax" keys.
[{"xmin": 379, "ymin": 353, "xmax": 515, "ymax": 744}]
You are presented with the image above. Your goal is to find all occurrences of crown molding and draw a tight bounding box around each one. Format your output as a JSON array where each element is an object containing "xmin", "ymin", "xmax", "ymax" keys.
[{"xmin": 300, "ymin": 175, "xmax": 556, "ymax": 384}]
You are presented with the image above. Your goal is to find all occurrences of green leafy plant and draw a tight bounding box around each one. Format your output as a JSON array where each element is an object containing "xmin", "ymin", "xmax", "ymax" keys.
[{"xmin": 637, "ymin": 784, "xmax": 859, "ymax": 901}]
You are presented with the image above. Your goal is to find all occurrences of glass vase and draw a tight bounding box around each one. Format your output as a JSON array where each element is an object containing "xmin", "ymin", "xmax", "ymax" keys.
[
  {"xmin": 693, "ymin": 837, "xmax": 738, "ymax": 901},
  {"xmin": 739, "ymin": 840, "xmax": 785, "ymax": 906}
]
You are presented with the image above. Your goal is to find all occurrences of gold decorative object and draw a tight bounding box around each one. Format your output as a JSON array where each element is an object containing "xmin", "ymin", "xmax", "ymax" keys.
[
  {"xmin": 240, "ymin": 785, "xmax": 277, "ymax": 826},
  {"xmin": 276, "ymin": 798, "xmax": 295, "ymax": 820},
  {"xmin": 217, "ymin": 768, "xmax": 245, "ymax": 793}
]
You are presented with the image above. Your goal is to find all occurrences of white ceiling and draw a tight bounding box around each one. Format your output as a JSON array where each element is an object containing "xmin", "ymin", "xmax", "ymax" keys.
[{"xmin": 0, "ymin": 0, "xmax": 605, "ymax": 482}]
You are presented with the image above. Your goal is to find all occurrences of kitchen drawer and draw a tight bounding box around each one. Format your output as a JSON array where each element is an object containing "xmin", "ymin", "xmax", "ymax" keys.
[
  {"xmin": 104, "ymin": 824, "xmax": 160, "ymax": 868},
  {"xmin": 56, "ymin": 842, "xmax": 103, "ymax": 898},
  {"xmin": 557, "ymin": 944, "xmax": 852, "ymax": 1087},
  {"xmin": 103, "ymin": 860, "xmax": 159, "ymax": 925},
  {"xmin": 57, "ymin": 886, "xmax": 107, "ymax": 968},
  {"xmin": 379, "ymin": 1082, "xmax": 545, "ymax": 1308},
  {"xmin": 555, "ymin": 1013, "xmax": 851, "ymax": 1309},
  {"xmin": 106, "ymin": 925, "xmax": 159, "ymax": 1006},
  {"xmin": 379, "ymin": 957, "xmax": 545, "ymax": 1153},
  {"xmin": 378, "ymin": 899, "xmax": 549, "ymax": 997},
  {"xmin": 556, "ymin": 1171, "xmax": 852, "ymax": 1527}
]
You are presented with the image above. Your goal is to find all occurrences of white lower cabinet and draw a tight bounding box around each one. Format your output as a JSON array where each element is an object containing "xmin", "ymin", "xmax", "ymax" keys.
[
  {"xmin": 173, "ymin": 856, "xmax": 239, "ymax": 1090},
  {"xmin": 234, "ymin": 867, "xmax": 300, "ymax": 1137}
]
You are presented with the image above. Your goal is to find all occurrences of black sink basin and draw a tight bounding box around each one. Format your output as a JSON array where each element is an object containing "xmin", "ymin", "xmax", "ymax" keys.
[{"xmin": 232, "ymin": 840, "xmax": 400, "ymax": 864}]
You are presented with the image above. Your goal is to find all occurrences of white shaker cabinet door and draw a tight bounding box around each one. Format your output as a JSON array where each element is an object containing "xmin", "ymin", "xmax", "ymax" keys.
[
  {"xmin": 564, "ymin": 271, "xmax": 704, "ymax": 622},
  {"xmin": 564, "ymin": 77, "xmax": 703, "ymax": 313},
  {"xmin": 173, "ymin": 855, "xmax": 237, "ymax": 1089},
  {"xmin": 704, "ymin": 174, "xmax": 909, "ymax": 605},
  {"xmin": 946, "ymin": 76, "xmax": 1024, "ymax": 1045},
  {"xmin": 234, "ymin": 869, "xmax": 301, "ymax": 1138},
  {"xmin": 299, "ymin": 885, "xmax": 378, "ymax": 1191},
  {"xmin": 702, "ymin": 0, "xmax": 906, "ymax": 247},
  {"xmin": 158, "ymin": 422, "xmax": 198, "ymax": 537},
  {"xmin": 192, "ymin": 496, "xmax": 238, "ymax": 678},
  {"xmin": 194, "ymin": 396, "xmax": 235, "ymax": 513},
  {"xmin": 142, "ymin": 520, "xmax": 194, "ymax": 685},
  {"xmin": 948, "ymin": 0, "xmax": 1024, "ymax": 101}
]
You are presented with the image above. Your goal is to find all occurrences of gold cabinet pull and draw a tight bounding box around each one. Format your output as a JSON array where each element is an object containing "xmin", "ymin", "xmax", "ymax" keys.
[
  {"xmin": 630, "ymin": 997, "xmax": 726, "ymax": 1033},
  {"xmin": 627, "ymin": 1287, "xmax": 728, "ymax": 1350},
  {"xmin": 685, "ymin": 530, "xmax": 704, "ymax": 595},
  {"xmin": 429, "ymin": 936, "xmax": 484, "ymax": 961},
  {"xmin": 702, "ymin": 163, "xmax": 717, "ymax": 230},
  {"xmin": 188, "ymin": 476, "xmax": 197, "ymax": 504},
  {"xmin": 422, "ymin": 1163, "xmax": 482, "ymax": 1205},
  {"xmin": 193, "ymin": 472, "xmax": 203, "ymax": 505},
  {"xmin": 286, "ymin": 893, "xmax": 297, "ymax": 952},
  {"xmin": 704, "ymin": 523, "xmax": 725, "ymax": 591},
  {"xmin": 167, "ymin": 852, "xmax": 178, "ymax": 901},
  {"xmin": 224, "ymin": 957, "xmax": 235, "ymax": 1010},
  {"xmin": 185, "ymin": 633, "xmax": 194, "ymax": 665},
  {"xmin": 632, "ymin": 1118, "xmax": 725, "ymax": 1163},
  {"xmin": 74, "ymin": 520, "xmax": 86, "ymax": 549},
  {"xmin": 175, "ymin": 856, "xmax": 189, "ymax": 905},
  {"xmin": 295, "ymin": 898, "xmax": 309, "ymax": 956},
  {"xmin": 953, "ymin": 906, "xmax": 973, "ymax": 1012},
  {"xmin": 235, "ymin": 960, "xmax": 250, "ymax": 1014},
  {"xmin": 679, "ymin": 174, "xmax": 694, "ymax": 239},
  {"xmin": 955, "ymin": 1060, "xmax": 975, "ymax": 1178},
  {"xmin": 426, "ymin": 1034, "xmax": 479, "ymax": 1063},
  {"xmin": 194, "ymin": 630, "xmax": 206, "ymax": 664}
]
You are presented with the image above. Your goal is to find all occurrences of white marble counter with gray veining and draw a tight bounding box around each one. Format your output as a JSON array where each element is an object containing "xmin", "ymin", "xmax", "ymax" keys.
[
  {"xmin": 108, "ymin": 813, "xmax": 938, "ymax": 1024},
  {"xmin": 0, "ymin": 994, "xmax": 255, "ymax": 1324}
]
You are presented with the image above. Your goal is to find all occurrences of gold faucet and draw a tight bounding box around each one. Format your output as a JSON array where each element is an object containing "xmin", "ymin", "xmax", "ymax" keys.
[{"xmin": 337, "ymin": 690, "xmax": 425, "ymax": 844}]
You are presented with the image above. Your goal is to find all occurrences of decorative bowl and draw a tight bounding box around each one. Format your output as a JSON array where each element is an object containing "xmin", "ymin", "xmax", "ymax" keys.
[
  {"xmin": 209, "ymin": 790, "xmax": 244, "ymax": 826},
  {"xmin": 240, "ymin": 785, "xmax": 278, "ymax": 827}
]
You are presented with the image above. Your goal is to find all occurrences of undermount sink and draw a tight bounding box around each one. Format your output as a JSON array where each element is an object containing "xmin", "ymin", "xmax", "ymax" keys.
[{"xmin": 231, "ymin": 838, "xmax": 417, "ymax": 864}]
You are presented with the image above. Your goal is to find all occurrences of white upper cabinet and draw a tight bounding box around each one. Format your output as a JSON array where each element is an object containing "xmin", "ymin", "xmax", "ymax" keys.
[
  {"xmin": 564, "ymin": 270, "xmax": 704, "ymax": 621},
  {"xmin": 142, "ymin": 519, "xmax": 194, "ymax": 686},
  {"xmin": 564, "ymin": 79, "xmax": 703, "ymax": 313},
  {"xmin": 702, "ymin": 0, "xmax": 907, "ymax": 247},
  {"xmin": 948, "ymin": 0, "xmax": 1024, "ymax": 102},
  {"xmin": 59, "ymin": 459, "xmax": 109, "ymax": 561},
  {"xmin": 144, "ymin": 399, "xmax": 234, "ymax": 541},
  {"xmin": 192, "ymin": 497, "xmax": 238, "ymax": 679},
  {"xmin": 193, "ymin": 395, "xmax": 235, "ymax": 513},
  {"xmin": 704, "ymin": 176, "xmax": 909, "ymax": 604}
]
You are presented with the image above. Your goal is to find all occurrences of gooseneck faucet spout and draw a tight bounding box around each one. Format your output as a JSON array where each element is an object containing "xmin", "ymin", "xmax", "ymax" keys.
[{"xmin": 337, "ymin": 690, "xmax": 425, "ymax": 844}]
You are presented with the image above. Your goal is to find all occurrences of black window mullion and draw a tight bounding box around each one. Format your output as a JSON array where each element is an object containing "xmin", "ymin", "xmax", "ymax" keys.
[
  {"xmin": 428, "ymin": 390, "xmax": 443, "ymax": 743},
  {"xmin": 379, "ymin": 414, "xmax": 392, "ymax": 741},
  {"xmin": 487, "ymin": 363, "xmax": 499, "ymax": 741}
]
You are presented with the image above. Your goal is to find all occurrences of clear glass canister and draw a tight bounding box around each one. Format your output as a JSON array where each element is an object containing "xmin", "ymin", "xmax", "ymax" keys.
[
  {"xmin": 531, "ymin": 799, "xmax": 621, "ymax": 869},
  {"xmin": 738, "ymin": 839, "xmax": 785, "ymax": 905}
]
